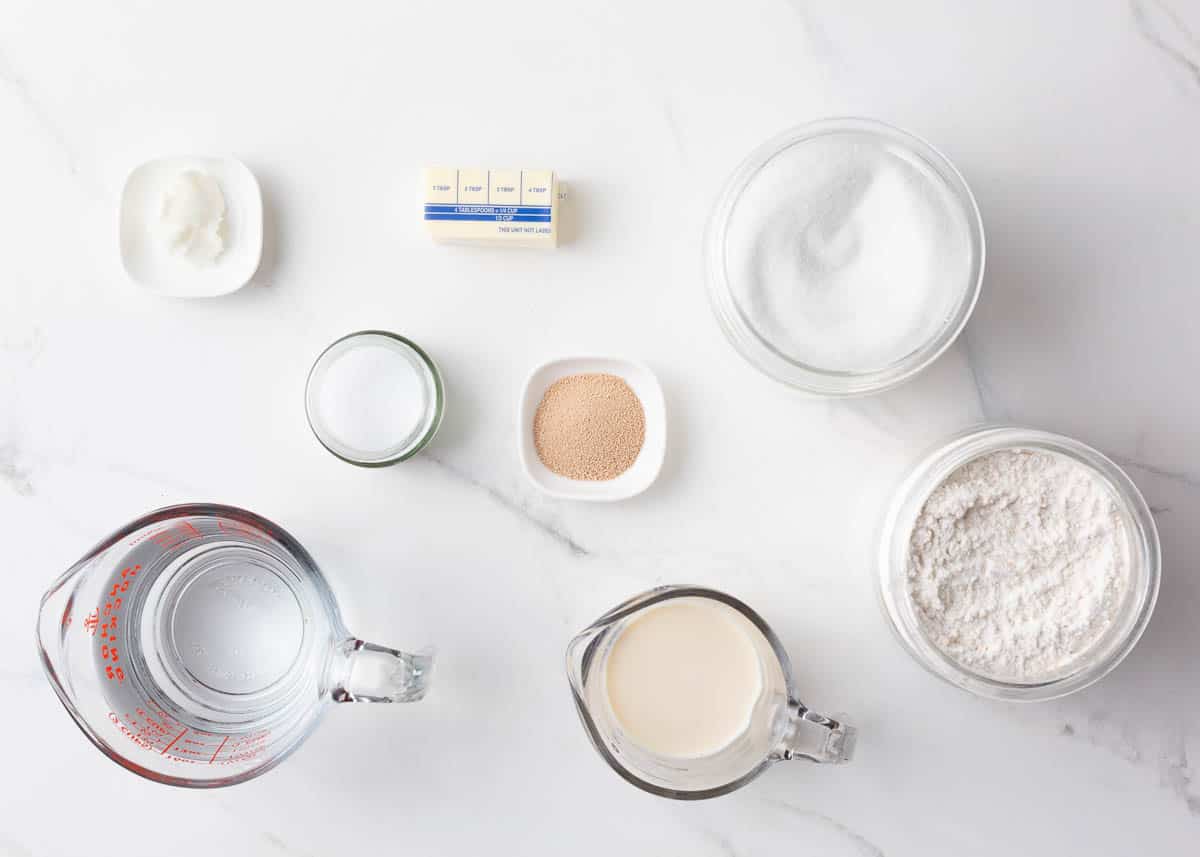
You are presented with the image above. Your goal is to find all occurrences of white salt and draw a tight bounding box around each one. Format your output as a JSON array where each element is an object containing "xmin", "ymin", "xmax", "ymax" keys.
[{"xmin": 315, "ymin": 343, "xmax": 431, "ymax": 456}]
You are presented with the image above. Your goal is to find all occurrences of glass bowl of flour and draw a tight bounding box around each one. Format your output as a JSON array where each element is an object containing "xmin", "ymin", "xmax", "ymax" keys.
[
  {"xmin": 877, "ymin": 426, "xmax": 1161, "ymax": 701},
  {"xmin": 706, "ymin": 118, "xmax": 984, "ymax": 395}
]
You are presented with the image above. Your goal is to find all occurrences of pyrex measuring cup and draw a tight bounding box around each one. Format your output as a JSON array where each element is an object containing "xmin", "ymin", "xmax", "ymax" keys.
[
  {"xmin": 567, "ymin": 586, "xmax": 854, "ymax": 799},
  {"xmin": 36, "ymin": 503, "xmax": 432, "ymax": 787}
]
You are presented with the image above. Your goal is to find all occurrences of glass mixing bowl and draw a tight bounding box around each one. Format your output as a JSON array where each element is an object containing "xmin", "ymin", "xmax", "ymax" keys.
[
  {"xmin": 877, "ymin": 425, "xmax": 1161, "ymax": 701},
  {"xmin": 705, "ymin": 118, "xmax": 985, "ymax": 396}
]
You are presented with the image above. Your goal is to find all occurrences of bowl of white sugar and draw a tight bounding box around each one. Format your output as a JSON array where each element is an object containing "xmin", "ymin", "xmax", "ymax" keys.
[
  {"xmin": 877, "ymin": 426, "xmax": 1161, "ymax": 701},
  {"xmin": 706, "ymin": 118, "xmax": 984, "ymax": 396}
]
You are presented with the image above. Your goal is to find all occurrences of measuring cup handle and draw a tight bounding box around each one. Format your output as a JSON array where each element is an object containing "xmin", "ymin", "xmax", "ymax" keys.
[
  {"xmin": 777, "ymin": 703, "xmax": 855, "ymax": 764},
  {"xmin": 331, "ymin": 639, "xmax": 434, "ymax": 704}
]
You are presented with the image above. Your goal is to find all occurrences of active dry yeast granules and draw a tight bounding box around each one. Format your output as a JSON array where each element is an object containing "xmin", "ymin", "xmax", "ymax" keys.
[{"xmin": 533, "ymin": 373, "xmax": 645, "ymax": 481}]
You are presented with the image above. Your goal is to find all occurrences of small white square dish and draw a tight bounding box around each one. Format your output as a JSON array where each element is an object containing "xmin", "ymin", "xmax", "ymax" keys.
[
  {"xmin": 119, "ymin": 156, "xmax": 263, "ymax": 297},
  {"xmin": 519, "ymin": 356, "xmax": 666, "ymax": 501}
]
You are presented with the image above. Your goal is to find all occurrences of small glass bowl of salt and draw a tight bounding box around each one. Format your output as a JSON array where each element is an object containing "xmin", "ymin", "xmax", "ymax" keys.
[
  {"xmin": 305, "ymin": 331, "xmax": 444, "ymax": 466},
  {"xmin": 706, "ymin": 118, "xmax": 985, "ymax": 396}
]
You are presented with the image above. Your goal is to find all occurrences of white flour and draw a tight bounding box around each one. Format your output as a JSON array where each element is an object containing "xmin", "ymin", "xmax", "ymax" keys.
[{"xmin": 906, "ymin": 449, "xmax": 1130, "ymax": 682}]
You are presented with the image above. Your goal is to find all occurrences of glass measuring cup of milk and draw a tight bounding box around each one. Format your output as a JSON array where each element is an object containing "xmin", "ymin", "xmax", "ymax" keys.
[
  {"xmin": 567, "ymin": 586, "xmax": 854, "ymax": 799},
  {"xmin": 36, "ymin": 503, "xmax": 432, "ymax": 787}
]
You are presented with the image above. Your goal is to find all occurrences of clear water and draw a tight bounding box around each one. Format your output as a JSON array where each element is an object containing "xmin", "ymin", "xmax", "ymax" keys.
[
  {"xmin": 97, "ymin": 536, "xmax": 312, "ymax": 731},
  {"xmin": 164, "ymin": 545, "xmax": 305, "ymax": 695}
]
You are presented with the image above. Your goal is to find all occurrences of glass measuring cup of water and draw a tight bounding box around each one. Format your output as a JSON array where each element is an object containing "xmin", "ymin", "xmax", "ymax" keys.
[
  {"xmin": 566, "ymin": 586, "xmax": 854, "ymax": 799},
  {"xmin": 36, "ymin": 503, "xmax": 432, "ymax": 787}
]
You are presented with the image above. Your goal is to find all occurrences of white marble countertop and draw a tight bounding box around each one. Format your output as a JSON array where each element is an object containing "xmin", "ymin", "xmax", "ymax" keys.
[{"xmin": 3, "ymin": 1, "xmax": 1199, "ymax": 854}]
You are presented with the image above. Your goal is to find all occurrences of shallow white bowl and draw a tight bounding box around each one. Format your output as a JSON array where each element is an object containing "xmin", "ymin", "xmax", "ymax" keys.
[
  {"xmin": 120, "ymin": 156, "xmax": 263, "ymax": 297},
  {"xmin": 518, "ymin": 356, "xmax": 666, "ymax": 501}
]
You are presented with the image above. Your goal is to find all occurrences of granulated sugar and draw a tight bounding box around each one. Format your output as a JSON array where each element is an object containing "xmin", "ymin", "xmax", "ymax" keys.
[
  {"xmin": 724, "ymin": 132, "xmax": 973, "ymax": 373},
  {"xmin": 533, "ymin": 373, "xmax": 645, "ymax": 481},
  {"xmin": 906, "ymin": 449, "xmax": 1131, "ymax": 682}
]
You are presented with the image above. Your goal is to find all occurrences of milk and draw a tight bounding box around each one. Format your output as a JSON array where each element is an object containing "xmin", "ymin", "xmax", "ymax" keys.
[{"xmin": 603, "ymin": 598, "xmax": 765, "ymax": 758}]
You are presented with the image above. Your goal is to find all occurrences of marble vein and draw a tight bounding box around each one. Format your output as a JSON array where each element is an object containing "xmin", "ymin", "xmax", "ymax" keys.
[
  {"xmin": 1132, "ymin": 0, "xmax": 1200, "ymax": 88},
  {"xmin": 1060, "ymin": 716, "xmax": 1200, "ymax": 816},
  {"xmin": 261, "ymin": 830, "xmax": 318, "ymax": 857},
  {"xmin": 955, "ymin": 339, "xmax": 1200, "ymax": 493},
  {"xmin": 0, "ymin": 44, "xmax": 98, "ymax": 196},
  {"xmin": 1107, "ymin": 453, "xmax": 1200, "ymax": 491},
  {"xmin": 424, "ymin": 454, "xmax": 590, "ymax": 556},
  {"xmin": 0, "ymin": 444, "xmax": 34, "ymax": 496},
  {"xmin": 658, "ymin": 98, "xmax": 688, "ymax": 164},
  {"xmin": 959, "ymin": 332, "xmax": 1006, "ymax": 422},
  {"xmin": 765, "ymin": 800, "xmax": 886, "ymax": 856},
  {"xmin": 780, "ymin": 0, "xmax": 839, "ymax": 66},
  {"xmin": 1160, "ymin": 728, "xmax": 1200, "ymax": 816},
  {"xmin": 699, "ymin": 829, "xmax": 740, "ymax": 857}
]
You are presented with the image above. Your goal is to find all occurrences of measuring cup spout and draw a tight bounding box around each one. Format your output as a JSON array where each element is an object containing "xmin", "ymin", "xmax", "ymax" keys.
[
  {"xmin": 331, "ymin": 639, "xmax": 434, "ymax": 704},
  {"xmin": 777, "ymin": 703, "xmax": 855, "ymax": 764},
  {"xmin": 565, "ymin": 623, "xmax": 608, "ymax": 700},
  {"xmin": 36, "ymin": 568, "xmax": 81, "ymax": 716}
]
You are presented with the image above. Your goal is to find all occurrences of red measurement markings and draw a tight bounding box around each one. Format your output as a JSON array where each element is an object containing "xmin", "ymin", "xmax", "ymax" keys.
[
  {"xmin": 209, "ymin": 735, "xmax": 229, "ymax": 764},
  {"xmin": 136, "ymin": 707, "xmax": 176, "ymax": 737},
  {"xmin": 213, "ymin": 730, "xmax": 272, "ymax": 765},
  {"xmin": 128, "ymin": 522, "xmax": 183, "ymax": 547},
  {"xmin": 108, "ymin": 709, "xmax": 271, "ymax": 767},
  {"xmin": 94, "ymin": 565, "xmax": 140, "ymax": 684},
  {"xmin": 109, "ymin": 708, "xmax": 175, "ymax": 753},
  {"xmin": 173, "ymin": 742, "xmax": 211, "ymax": 760},
  {"xmin": 217, "ymin": 520, "xmax": 271, "ymax": 543},
  {"xmin": 160, "ymin": 727, "xmax": 188, "ymax": 756},
  {"xmin": 149, "ymin": 524, "xmax": 198, "ymax": 551}
]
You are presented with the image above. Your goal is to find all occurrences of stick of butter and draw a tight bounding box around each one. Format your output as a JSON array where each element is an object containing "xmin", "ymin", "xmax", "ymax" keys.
[{"xmin": 422, "ymin": 168, "xmax": 563, "ymax": 248}]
